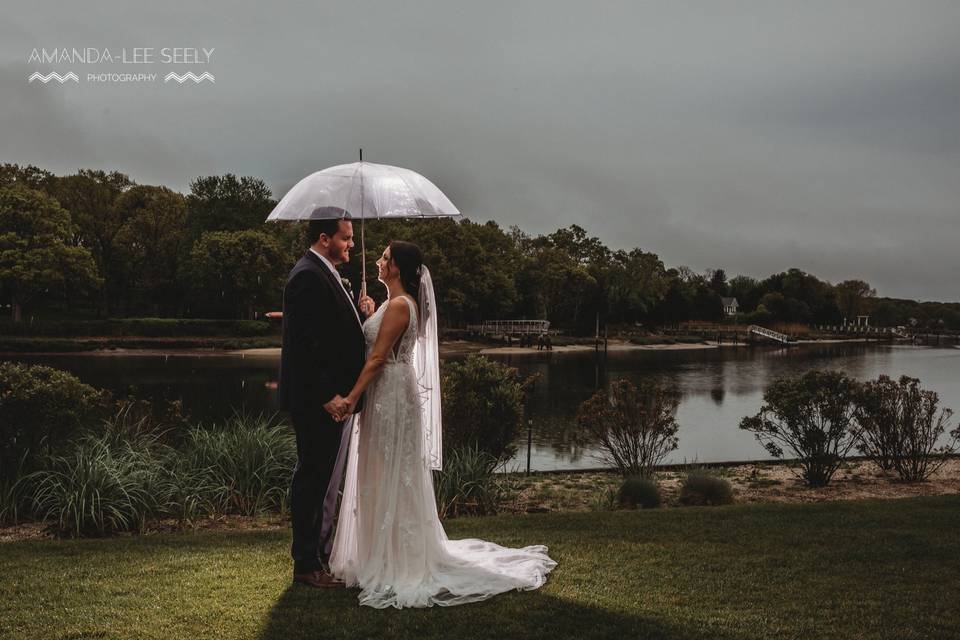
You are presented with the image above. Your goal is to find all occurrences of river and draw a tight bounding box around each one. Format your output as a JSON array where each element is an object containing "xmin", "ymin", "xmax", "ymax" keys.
[{"xmin": 8, "ymin": 343, "xmax": 958, "ymax": 471}]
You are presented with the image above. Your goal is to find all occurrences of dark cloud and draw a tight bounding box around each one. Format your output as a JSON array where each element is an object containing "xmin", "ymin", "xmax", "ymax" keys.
[{"xmin": 2, "ymin": 1, "xmax": 958, "ymax": 301}]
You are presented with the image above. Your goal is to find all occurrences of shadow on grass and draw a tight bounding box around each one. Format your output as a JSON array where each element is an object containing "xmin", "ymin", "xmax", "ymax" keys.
[{"xmin": 258, "ymin": 583, "xmax": 749, "ymax": 640}]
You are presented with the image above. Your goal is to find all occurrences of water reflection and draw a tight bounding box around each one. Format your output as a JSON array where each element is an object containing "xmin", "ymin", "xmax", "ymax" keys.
[{"xmin": 8, "ymin": 344, "xmax": 957, "ymax": 471}]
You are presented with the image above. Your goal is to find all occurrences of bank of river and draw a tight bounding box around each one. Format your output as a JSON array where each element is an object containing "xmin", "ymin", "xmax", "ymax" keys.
[
  {"xmin": 4, "ymin": 458, "xmax": 956, "ymax": 543},
  {"xmin": 5, "ymin": 342, "xmax": 957, "ymax": 472}
]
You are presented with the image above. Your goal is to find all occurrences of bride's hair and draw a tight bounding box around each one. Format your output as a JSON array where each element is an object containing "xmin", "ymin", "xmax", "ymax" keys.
[{"xmin": 388, "ymin": 240, "xmax": 423, "ymax": 303}]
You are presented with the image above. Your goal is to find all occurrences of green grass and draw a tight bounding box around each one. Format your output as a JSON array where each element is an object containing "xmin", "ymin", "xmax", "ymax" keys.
[{"xmin": 2, "ymin": 496, "xmax": 959, "ymax": 639}]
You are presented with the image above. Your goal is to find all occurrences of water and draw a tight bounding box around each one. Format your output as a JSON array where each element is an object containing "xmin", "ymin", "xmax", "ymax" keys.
[{"xmin": 8, "ymin": 344, "xmax": 959, "ymax": 471}]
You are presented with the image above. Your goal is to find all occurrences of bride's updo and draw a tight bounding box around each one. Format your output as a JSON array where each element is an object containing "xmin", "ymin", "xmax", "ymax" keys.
[{"xmin": 389, "ymin": 240, "xmax": 423, "ymax": 303}]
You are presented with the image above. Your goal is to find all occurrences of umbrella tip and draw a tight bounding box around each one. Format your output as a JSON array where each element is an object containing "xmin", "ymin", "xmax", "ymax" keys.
[{"xmin": 359, "ymin": 148, "xmax": 363, "ymax": 163}]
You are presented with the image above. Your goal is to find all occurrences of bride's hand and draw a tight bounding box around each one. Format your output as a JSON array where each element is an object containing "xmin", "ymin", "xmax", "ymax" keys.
[
  {"xmin": 325, "ymin": 395, "xmax": 350, "ymax": 422},
  {"xmin": 359, "ymin": 296, "xmax": 375, "ymax": 318}
]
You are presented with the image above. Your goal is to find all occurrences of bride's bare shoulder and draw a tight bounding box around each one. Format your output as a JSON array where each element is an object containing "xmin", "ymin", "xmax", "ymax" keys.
[{"xmin": 383, "ymin": 296, "xmax": 411, "ymax": 320}]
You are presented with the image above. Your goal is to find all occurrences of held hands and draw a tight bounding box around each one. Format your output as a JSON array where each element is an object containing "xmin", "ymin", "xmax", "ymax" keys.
[{"xmin": 324, "ymin": 394, "xmax": 356, "ymax": 422}]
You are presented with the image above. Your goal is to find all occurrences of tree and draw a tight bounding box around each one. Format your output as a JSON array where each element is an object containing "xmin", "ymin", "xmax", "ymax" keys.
[
  {"xmin": 50, "ymin": 170, "xmax": 136, "ymax": 315},
  {"xmin": 185, "ymin": 230, "xmax": 287, "ymax": 318},
  {"xmin": 186, "ymin": 174, "xmax": 275, "ymax": 236},
  {"xmin": 652, "ymin": 271, "xmax": 694, "ymax": 325},
  {"xmin": 691, "ymin": 283, "xmax": 724, "ymax": 321},
  {"xmin": 0, "ymin": 186, "xmax": 100, "ymax": 321},
  {"xmin": 757, "ymin": 268, "xmax": 840, "ymax": 324},
  {"xmin": 0, "ymin": 163, "xmax": 56, "ymax": 192},
  {"xmin": 835, "ymin": 279, "xmax": 876, "ymax": 322},
  {"xmin": 708, "ymin": 269, "xmax": 728, "ymax": 296},
  {"xmin": 113, "ymin": 186, "xmax": 190, "ymax": 314},
  {"xmin": 728, "ymin": 275, "xmax": 760, "ymax": 311},
  {"xmin": 520, "ymin": 244, "xmax": 595, "ymax": 326},
  {"xmin": 606, "ymin": 249, "xmax": 668, "ymax": 325}
]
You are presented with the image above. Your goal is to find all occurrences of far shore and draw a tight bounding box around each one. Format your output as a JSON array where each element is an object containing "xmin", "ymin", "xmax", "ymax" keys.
[{"xmin": 0, "ymin": 336, "xmax": 891, "ymax": 358}]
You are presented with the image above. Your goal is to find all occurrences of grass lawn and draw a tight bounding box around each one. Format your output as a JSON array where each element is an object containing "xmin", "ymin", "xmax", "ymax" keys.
[{"xmin": 2, "ymin": 495, "xmax": 958, "ymax": 640}]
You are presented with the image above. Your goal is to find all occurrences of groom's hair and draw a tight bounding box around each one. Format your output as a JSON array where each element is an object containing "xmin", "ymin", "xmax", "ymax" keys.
[{"xmin": 307, "ymin": 208, "xmax": 351, "ymax": 245}]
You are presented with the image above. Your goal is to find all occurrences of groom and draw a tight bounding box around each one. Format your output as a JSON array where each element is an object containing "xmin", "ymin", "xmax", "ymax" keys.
[{"xmin": 279, "ymin": 210, "xmax": 374, "ymax": 588}]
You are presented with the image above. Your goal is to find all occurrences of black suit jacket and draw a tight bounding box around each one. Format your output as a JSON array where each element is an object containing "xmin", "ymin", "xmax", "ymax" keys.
[{"xmin": 278, "ymin": 251, "xmax": 366, "ymax": 417}]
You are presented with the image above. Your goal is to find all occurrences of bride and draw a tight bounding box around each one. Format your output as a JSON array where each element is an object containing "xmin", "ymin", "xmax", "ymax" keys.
[{"xmin": 328, "ymin": 240, "xmax": 556, "ymax": 609}]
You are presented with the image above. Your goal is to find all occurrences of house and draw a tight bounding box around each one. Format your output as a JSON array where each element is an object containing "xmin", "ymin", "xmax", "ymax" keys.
[{"xmin": 721, "ymin": 297, "xmax": 739, "ymax": 317}]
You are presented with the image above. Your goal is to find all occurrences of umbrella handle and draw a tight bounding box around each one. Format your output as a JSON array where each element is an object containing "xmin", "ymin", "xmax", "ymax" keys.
[
  {"xmin": 359, "ymin": 148, "xmax": 367, "ymax": 300},
  {"xmin": 360, "ymin": 212, "xmax": 366, "ymax": 299}
]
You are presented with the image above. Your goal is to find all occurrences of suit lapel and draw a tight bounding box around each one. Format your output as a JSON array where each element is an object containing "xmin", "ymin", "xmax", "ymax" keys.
[{"xmin": 304, "ymin": 251, "xmax": 361, "ymax": 327}]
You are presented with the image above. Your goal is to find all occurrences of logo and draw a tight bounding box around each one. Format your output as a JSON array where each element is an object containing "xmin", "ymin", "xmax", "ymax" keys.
[
  {"xmin": 164, "ymin": 72, "xmax": 215, "ymax": 84},
  {"xmin": 28, "ymin": 71, "xmax": 79, "ymax": 84},
  {"xmin": 27, "ymin": 47, "xmax": 216, "ymax": 87}
]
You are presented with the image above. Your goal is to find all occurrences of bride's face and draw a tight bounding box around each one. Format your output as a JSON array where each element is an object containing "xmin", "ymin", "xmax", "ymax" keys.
[{"xmin": 376, "ymin": 247, "xmax": 398, "ymax": 285}]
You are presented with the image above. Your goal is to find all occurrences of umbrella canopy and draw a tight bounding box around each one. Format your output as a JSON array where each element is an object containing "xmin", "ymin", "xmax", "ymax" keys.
[
  {"xmin": 265, "ymin": 161, "xmax": 461, "ymax": 221},
  {"xmin": 266, "ymin": 159, "xmax": 461, "ymax": 297}
]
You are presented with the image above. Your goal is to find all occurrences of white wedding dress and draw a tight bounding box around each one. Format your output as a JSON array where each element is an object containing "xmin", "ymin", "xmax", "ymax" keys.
[{"xmin": 329, "ymin": 294, "xmax": 556, "ymax": 608}]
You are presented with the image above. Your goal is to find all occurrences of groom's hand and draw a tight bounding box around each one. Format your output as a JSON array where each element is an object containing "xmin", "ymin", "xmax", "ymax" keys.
[{"xmin": 359, "ymin": 295, "xmax": 375, "ymax": 318}]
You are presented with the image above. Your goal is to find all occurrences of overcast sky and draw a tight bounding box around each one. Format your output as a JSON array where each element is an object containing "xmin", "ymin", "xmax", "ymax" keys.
[{"xmin": 2, "ymin": 1, "xmax": 958, "ymax": 301}]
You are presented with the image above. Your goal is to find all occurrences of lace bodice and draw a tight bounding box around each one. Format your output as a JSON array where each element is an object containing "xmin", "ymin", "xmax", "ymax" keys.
[{"xmin": 363, "ymin": 295, "xmax": 418, "ymax": 364}]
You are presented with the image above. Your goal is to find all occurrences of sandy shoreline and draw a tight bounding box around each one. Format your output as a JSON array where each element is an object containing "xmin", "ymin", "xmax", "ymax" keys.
[
  {"xmin": 0, "ymin": 337, "xmax": 885, "ymax": 358},
  {"xmin": 477, "ymin": 337, "xmax": 882, "ymax": 356}
]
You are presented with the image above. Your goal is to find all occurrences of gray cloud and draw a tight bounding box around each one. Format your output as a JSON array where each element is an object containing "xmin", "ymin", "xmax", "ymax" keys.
[{"xmin": 2, "ymin": 0, "xmax": 958, "ymax": 301}]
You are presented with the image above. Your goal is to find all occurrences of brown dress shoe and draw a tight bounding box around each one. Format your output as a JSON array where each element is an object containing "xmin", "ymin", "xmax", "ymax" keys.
[{"xmin": 293, "ymin": 570, "xmax": 344, "ymax": 588}]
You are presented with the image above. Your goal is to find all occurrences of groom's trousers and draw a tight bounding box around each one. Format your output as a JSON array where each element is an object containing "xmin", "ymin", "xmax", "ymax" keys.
[{"xmin": 289, "ymin": 411, "xmax": 351, "ymax": 574}]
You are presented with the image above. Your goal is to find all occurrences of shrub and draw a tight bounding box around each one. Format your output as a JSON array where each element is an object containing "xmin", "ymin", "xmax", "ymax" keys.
[
  {"xmin": 22, "ymin": 409, "xmax": 295, "ymax": 536},
  {"xmin": 740, "ymin": 370, "xmax": 861, "ymax": 487},
  {"xmin": 590, "ymin": 485, "xmax": 618, "ymax": 511},
  {"xmin": 679, "ymin": 471, "xmax": 734, "ymax": 506},
  {"xmin": 577, "ymin": 378, "xmax": 680, "ymax": 477},
  {"xmin": 0, "ymin": 318, "xmax": 273, "ymax": 338},
  {"xmin": 180, "ymin": 412, "xmax": 295, "ymax": 516},
  {"xmin": 617, "ymin": 476, "xmax": 661, "ymax": 509},
  {"xmin": 0, "ymin": 451, "xmax": 29, "ymax": 524},
  {"xmin": 29, "ymin": 432, "xmax": 167, "ymax": 537},
  {"xmin": 0, "ymin": 361, "xmax": 104, "ymax": 481},
  {"xmin": 855, "ymin": 375, "xmax": 958, "ymax": 482},
  {"xmin": 441, "ymin": 355, "xmax": 529, "ymax": 462},
  {"xmin": 433, "ymin": 446, "xmax": 503, "ymax": 518}
]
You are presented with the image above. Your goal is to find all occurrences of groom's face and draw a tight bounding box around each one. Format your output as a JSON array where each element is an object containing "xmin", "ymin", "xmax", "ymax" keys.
[{"xmin": 321, "ymin": 220, "xmax": 354, "ymax": 265}]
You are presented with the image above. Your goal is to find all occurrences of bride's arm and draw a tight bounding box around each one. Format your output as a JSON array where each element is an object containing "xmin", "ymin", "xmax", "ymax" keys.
[{"xmin": 339, "ymin": 298, "xmax": 410, "ymax": 415}]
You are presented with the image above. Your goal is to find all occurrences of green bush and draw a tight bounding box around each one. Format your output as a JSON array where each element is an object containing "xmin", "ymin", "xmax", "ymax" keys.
[
  {"xmin": 577, "ymin": 378, "xmax": 680, "ymax": 477},
  {"xmin": 433, "ymin": 446, "xmax": 504, "ymax": 518},
  {"xmin": 20, "ymin": 410, "xmax": 295, "ymax": 536},
  {"xmin": 0, "ymin": 361, "xmax": 104, "ymax": 481},
  {"xmin": 617, "ymin": 476, "xmax": 661, "ymax": 509},
  {"xmin": 441, "ymin": 355, "xmax": 529, "ymax": 462},
  {"xmin": 180, "ymin": 412, "xmax": 295, "ymax": 517},
  {"xmin": 0, "ymin": 453, "xmax": 29, "ymax": 524},
  {"xmin": 679, "ymin": 472, "xmax": 734, "ymax": 506},
  {"xmin": 29, "ymin": 431, "xmax": 167, "ymax": 537},
  {"xmin": 855, "ymin": 375, "xmax": 958, "ymax": 482},
  {"xmin": 0, "ymin": 318, "xmax": 273, "ymax": 337},
  {"xmin": 740, "ymin": 370, "xmax": 861, "ymax": 487},
  {"xmin": 590, "ymin": 485, "xmax": 619, "ymax": 511}
]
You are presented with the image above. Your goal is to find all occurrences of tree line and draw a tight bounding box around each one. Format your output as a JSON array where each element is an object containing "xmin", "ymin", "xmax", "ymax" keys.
[{"xmin": 2, "ymin": 163, "xmax": 958, "ymax": 332}]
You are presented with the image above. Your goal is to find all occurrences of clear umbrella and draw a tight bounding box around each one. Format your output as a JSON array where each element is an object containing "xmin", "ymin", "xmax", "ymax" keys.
[{"xmin": 266, "ymin": 154, "xmax": 461, "ymax": 295}]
